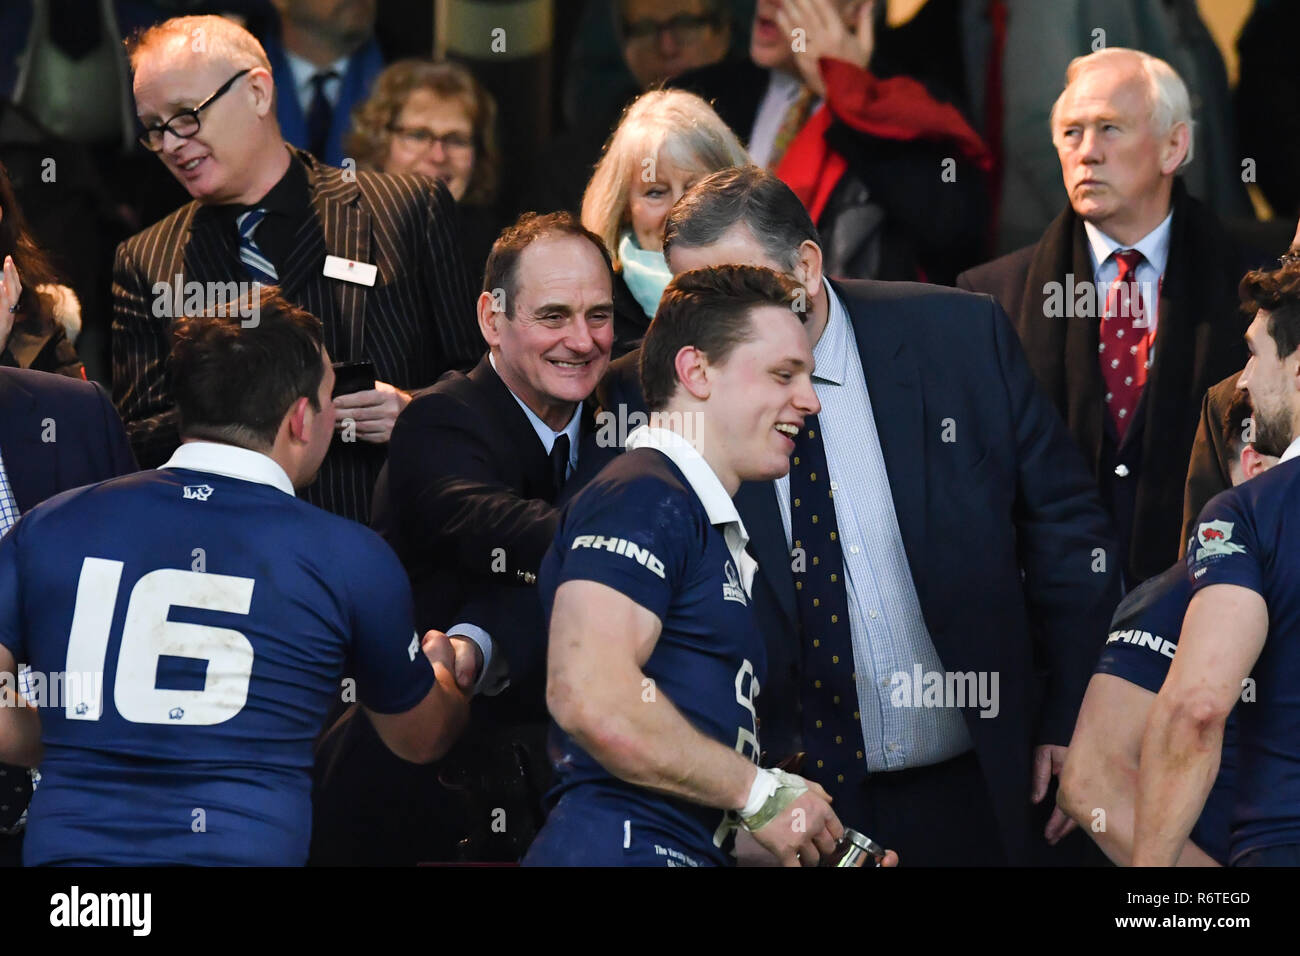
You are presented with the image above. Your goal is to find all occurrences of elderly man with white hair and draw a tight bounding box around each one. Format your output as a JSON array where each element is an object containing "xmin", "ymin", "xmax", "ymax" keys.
[{"xmin": 958, "ymin": 47, "xmax": 1252, "ymax": 592}]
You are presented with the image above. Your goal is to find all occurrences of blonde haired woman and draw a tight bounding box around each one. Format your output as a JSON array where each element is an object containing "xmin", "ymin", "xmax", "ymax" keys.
[{"xmin": 581, "ymin": 89, "xmax": 748, "ymax": 355}]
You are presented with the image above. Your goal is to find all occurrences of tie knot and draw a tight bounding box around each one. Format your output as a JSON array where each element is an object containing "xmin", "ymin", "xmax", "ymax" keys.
[
  {"xmin": 1114, "ymin": 249, "xmax": 1143, "ymax": 279},
  {"xmin": 310, "ymin": 70, "xmax": 339, "ymax": 93},
  {"xmin": 236, "ymin": 208, "xmax": 268, "ymax": 238}
]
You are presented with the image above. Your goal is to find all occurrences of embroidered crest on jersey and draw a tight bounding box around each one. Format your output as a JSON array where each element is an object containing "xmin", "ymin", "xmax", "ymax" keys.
[
  {"xmin": 1195, "ymin": 520, "xmax": 1246, "ymax": 561},
  {"xmin": 183, "ymin": 484, "xmax": 215, "ymax": 501},
  {"xmin": 722, "ymin": 560, "xmax": 748, "ymax": 605}
]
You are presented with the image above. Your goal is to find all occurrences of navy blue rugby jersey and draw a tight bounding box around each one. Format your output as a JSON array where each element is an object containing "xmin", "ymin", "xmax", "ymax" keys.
[
  {"xmin": 534, "ymin": 443, "xmax": 766, "ymax": 865},
  {"xmin": 0, "ymin": 446, "xmax": 433, "ymax": 865},
  {"xmin": 1095, "ymin": 562, "xmax": 1236, "ymax": 864},
  {"xmin": 1187, "ymin": 456, "xmax": 1300, "ymax": 863}
]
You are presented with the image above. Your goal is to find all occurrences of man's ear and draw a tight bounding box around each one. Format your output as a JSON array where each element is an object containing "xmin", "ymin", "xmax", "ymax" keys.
[
  {"xmin": 1240, "ymin": 444, "xmax": 1278, "ymax": 481},
  {"xmin": 247, "ymin": 67, "xmax": 276, "ymax": 119},
  {"xmin": 793, "ymin": 240, "xmax": 824, "ymax": 300},
  {"xmin": 477, "ymin": 290, "xmax": 503, "ymax": 349},
  {"xmin": 1160, "ymin": 122, "xmax": 1191, "ymax": 175},
  {"xmin": 674, "ymin": 345, "xmax": 711, "ymax": 401},
  {"xmin": 286, "ymin": 395, "xmax": 311, "ymax": 442}
]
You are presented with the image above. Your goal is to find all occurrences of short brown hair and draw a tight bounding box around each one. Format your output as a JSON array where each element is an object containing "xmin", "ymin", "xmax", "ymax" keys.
[
  {"xmin": 483, "ymin": 211, "xmax": 613, "ymax": 316},
  {"xmin": 346, "ymin": 58, "xmax": 500, "ymax": 205},
  {"xmin": 1240, "ymin": 259, "xmax": 1300, "ymax": 361},
  {"xmin": 170, "ymin": 287, "xmax": 325, "ymax": 451},
  {"xmin": 663, "ymin": 165, "xmax": 820, "ymax": 273},
  {"xmin": 640, "ymin": 265, "xmax": 805, "ymax": 411}
]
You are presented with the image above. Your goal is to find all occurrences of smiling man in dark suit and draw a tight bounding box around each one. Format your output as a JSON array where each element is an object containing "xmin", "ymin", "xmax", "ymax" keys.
[
  {"xmin": 113, "ymin": 15, "xmax": 477, "ymax": 525},
  {"xmin": 311, "ymin": 212, "xmax": 620, "ymax": 864},
  {"xmin": 601, "ymin": 166, "xmax": 1119, "ymax": 865},
  {"xmin": 957, "ymin": 48, "xmax": 1250, "ymax": 589},
  {"xmin": 0, "ymin": 365, "xmax": 136, "ymax": 865}
]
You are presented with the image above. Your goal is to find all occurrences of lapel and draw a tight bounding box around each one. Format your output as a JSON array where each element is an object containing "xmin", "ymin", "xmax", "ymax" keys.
[
  {"xmin": 1018, "ymin": 204, "xmax": 1107, "ymax": 470},
  {"xmin": 735, "ymin": 479, "xmax": 797, "ymax": 628},
  {"xmin": 281, "ymin": 151, "xmax": 371, "ymax": 361},
  {"xmin": 184, "ymin": 203, "xmax": 241, "ymax": 291},
  {"xmin": 1061, "ymin": 217, "xmax": 1107, "ymax": 468},
  {"xmin": 0, "ymin": 371, "xmax": 49, "ymax": 513},
  {"xmin": 468, "ymin": 356, "xmax": 555, "ymax": 493},
  {"xmin": 1135, "ymin": 187, "xmax": 1197, "ymax": 463},
  {"xmin": 834, "ymin": 279, "xmax": 929, "ymax": 607}
]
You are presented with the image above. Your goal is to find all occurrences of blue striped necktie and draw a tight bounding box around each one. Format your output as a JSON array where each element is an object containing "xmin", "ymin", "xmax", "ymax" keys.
[{"xmin": 235, "ymin": 208, "xmax": 279, "ymax": 284}]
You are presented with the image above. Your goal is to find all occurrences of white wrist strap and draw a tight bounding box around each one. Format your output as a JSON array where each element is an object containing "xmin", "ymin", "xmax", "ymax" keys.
[{"xmin": 741, "ymin": 767, "xmax": 779, "ymax": 819}]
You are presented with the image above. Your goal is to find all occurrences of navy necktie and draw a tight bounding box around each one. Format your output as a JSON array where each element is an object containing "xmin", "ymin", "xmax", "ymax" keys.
[
  {"xmin": 550, "ymin": 433, "xmax": 570, "ymax": 495},
  {"xmin": 305, "ymin": 70, "xmax": 338, "ymax": 159},
  {"xmin": 789, "ymin": 412, "xmax": 866, "ymax": 797},
  {"xmin": 235, "ymin": 208, "xmax": 278, "ymax": 285}
]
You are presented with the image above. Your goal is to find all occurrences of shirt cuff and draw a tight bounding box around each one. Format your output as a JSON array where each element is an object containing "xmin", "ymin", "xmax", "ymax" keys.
[{"xmin": 445, "ymin": 623, "xmax": 510, "ymax": 696}]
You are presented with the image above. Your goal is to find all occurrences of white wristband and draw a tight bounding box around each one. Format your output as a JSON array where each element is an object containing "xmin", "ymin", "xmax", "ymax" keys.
[{"xmin": 741, "ymin": 766, "xmax": 779, "ymax": 819}]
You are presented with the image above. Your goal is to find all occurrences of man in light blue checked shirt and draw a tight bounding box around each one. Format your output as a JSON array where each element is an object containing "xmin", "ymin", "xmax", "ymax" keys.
[{"xmin": 600, "ymin": 166, "xmax": 1121, "ymax": 865}]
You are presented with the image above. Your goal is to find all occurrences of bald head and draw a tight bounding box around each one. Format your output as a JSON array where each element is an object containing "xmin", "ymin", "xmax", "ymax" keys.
[
  {"xmin": 130, "ymin": 16, "xmax": 289, "ymax": 207},
  {"xmin": 127, "ymin": 14, "xmax": 272, "ymax": 75}
]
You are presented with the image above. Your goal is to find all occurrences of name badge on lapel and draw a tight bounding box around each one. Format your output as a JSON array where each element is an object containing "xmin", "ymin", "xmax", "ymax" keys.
[{"xmin": 323, "ymin": 255, "xmax": 377, "ymax": 287}]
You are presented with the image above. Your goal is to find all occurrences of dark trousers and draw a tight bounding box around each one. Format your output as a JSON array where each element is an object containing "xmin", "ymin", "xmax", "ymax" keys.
[{"xmin": 835, "ymin": 750, "xmax": 1008, "ymax": 866}]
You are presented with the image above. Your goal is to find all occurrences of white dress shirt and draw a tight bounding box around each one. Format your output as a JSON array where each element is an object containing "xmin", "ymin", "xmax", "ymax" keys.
[
  {"xmin": 748, "ymin": 69, "xmax": 822, "ymax": 168},
  {"xmin": 1084, "ymin": 211, "xmax": 1173, "ymax": 340},
  {"xmin": 625, "ymin": 425, "xmax": 758, "ymax": 595},
  {"xmin": 284, "ymin": 48, "xmax": 350, "ymax": 115}
]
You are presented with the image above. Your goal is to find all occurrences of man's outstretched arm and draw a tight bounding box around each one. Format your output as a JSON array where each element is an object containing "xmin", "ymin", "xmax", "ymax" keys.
[{"xmin": 1134, "ymin": 585, "xmax": 1266, "ymax": 866}]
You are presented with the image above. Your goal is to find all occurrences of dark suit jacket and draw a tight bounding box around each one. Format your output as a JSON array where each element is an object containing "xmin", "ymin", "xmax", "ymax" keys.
[
  {"xmin": 956, "ymin": 183, "xmax": 1249, "ymax": 585},
  {"xmin": 373, "ymin": 355, "xmax": 616, "ymax": 694},
  {"xmin": 600, "ymin": 278, "xmax": 1120, "ymax": 865},
  {"xmin": 265, "ymin": 35, "xmax": 386, "ymax": 168},
  {"xmin": 311, "ymin": 356, "xmax": 617, "ymax": 865},
  {"xmin": 0, "ymin": 366, "xmax": 135, "ymax": 857},
  {"xmin": 0, "ymin": 366, "xmax": 136, "ymax": 510},
  {"xmin": 1180, "ymin": 371, "xmax": 1241, "ymax": 556},
  {"xmin": 112, "ymin": 148, "xmax": 479, "ymax": 524}
]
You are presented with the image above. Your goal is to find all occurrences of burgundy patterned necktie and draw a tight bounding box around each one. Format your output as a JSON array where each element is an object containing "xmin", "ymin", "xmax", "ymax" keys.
[{"xmin": 1099, "ymin": 249, "xmax": 1151, "ymax": 442}]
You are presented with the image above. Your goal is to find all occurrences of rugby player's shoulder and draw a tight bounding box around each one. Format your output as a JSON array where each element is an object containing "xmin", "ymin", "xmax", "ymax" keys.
[{"xmin": 577, "ymin": 449, "xmax": 702, "ymax": 518}]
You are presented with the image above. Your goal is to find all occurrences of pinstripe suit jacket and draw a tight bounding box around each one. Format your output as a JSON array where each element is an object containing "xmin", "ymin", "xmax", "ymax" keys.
[{"xmin": 111, "ymin": 148, "xmax": 479, "ymax": 523}]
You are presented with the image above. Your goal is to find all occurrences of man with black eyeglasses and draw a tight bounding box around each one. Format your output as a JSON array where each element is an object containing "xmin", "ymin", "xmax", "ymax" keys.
[{"xmin": 113, "ymin": 14, "xmax": 478, "ymax": 526}]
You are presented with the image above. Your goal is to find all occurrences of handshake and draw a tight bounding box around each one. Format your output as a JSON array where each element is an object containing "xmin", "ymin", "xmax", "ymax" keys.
[{"xmin": 420, "ymin": 630, "xmax": 484, "ymax": 693}]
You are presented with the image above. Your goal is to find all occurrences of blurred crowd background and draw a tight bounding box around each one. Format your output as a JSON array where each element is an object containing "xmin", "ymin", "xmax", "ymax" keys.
[{"xmin": 0, "ymin": 0, "xmax": 1291, "ymax": 385}]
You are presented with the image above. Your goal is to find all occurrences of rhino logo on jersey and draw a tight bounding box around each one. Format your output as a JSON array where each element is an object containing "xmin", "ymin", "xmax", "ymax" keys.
[
  {"xmin": 1195, "ymin": 520, "xmax": 1246, "ymax": 561},
  {"xmin": 183, "ymin": 484, "xmax": 215, "ymax": 501},
  {"xmin": 168, "ymin": 707, "xmax": 184, "ymax": 720}
]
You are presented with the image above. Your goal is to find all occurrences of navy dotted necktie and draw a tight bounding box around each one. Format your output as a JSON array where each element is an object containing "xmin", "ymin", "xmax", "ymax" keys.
[
  {"xmin": 236, "ymin": 208, "xmax": 278, "ymax": 285},
  {"xmin": 789, "ymin": 412, "xmax": 866, "ymax": 798}
]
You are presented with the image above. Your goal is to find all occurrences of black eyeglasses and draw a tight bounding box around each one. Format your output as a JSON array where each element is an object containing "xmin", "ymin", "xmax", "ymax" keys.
[
  {"xmin": 386, "ymin": 125, "xmax": 474, "ymax": 152},
  {"xmin": 137, "ymin": 68, "xmax": 252, "ymax": 152},
  {"xmin": 623, "ymin": 13, "xmax": 720, "ymax": 46}
]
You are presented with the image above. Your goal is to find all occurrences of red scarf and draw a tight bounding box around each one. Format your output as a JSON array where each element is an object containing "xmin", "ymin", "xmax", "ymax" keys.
[{"xmin": 776, "ymin": 58, "xmax": 993, "ymax": 223}]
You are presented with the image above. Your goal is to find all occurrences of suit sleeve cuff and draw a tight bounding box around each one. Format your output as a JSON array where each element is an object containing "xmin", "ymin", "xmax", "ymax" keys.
[{"xmin": 446, "ymin": 623, "xmax": 510, "ymax": 696}]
